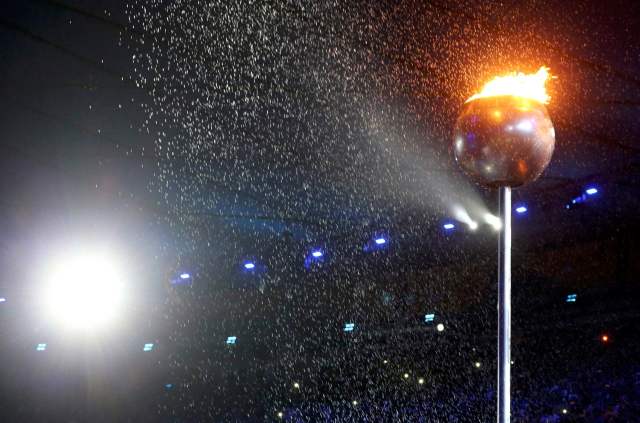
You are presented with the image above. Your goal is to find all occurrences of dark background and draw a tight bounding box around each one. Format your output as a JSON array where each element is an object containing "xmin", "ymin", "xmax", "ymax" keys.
[{"xmin": 0, "ymin": 0, "xmax": 639, "ymax": 421}]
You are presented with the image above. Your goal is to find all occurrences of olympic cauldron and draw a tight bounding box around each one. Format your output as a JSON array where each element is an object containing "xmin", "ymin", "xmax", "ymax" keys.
[
  {"xmin": 451, "ymin": 67, "xmax": 556, "ymax": 423},
  {"xmin": 453, "ymin": 90, "xmax": 555, "ymax": 188}
]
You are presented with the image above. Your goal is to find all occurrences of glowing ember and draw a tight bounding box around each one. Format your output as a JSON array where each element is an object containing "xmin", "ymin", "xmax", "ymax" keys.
[{"xmin": 466, "ymin": 67, "xmax": 552, "ymax": 104}]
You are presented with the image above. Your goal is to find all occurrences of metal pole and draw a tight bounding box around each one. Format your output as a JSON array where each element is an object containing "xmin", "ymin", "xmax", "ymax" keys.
[{"xmin": 497, "ymin": 186, "xmax": 512, "ymax": 423}]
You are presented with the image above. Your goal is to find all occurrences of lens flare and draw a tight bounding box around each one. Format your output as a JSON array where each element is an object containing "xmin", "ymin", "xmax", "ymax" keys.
[{"xmin": 466, "ymin": 67, "xmax": 552, "ymax": 104}]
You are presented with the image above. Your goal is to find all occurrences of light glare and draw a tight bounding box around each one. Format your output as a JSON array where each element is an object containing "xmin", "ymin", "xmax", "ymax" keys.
[{"xmin": 42, "ymin": 252, "xmax": 126, "ymax": 331}]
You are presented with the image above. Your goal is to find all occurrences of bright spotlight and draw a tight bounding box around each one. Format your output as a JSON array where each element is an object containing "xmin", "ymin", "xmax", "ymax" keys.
[
  {"xmin": 293, "ymin": 382, "xmax": 300, "ymax": 389},
  {"xmin": 179, "ymin": 273, "xmax": 191, "ymax": 280},
  {"xmin": 374, "ymin": 237, "xmax": 386, "ymax": 245},
  {"xmin": 352, "ymin": 400, "xmax": 358, "ymax": 406},
  {"xmin": 443, "ymin": 223, "xmax": 455, "ymax": 230},
  {"xmin": 474, "ymin": 361, "xmax": 481, "ymax": 368},
  {"xmin": 42, "ymin": 252, "xmax": 126, "ymax": 331},
  {"xmin": 403, "ymin": 373, "xmax": 409, "ymax": 379},
  {"xmin": 452, "ymin": 205, "xmax": 478, "ymax": 231},
  {"xmin": 0, "ymin": 297, "xmax": 5, "ymax": 303},
  {"xmin": 36, "ymin": 343, "xmax": 47, "ymax": 351},
  {"xmin": 226, "ymin": 336, "xmax": 237, "ymax": 345},
  {"xmin": 143, "ymin": 343, "xmax": 154, "ymax": 352},
  {"xmin": 484, "ymin": 213, "xmax": 502, "ymax": 231},
  {"xmin": 418, "ymin": 378, "xmax": 425, "ymax": 384},
  {"xmin": 585, "ymin": 187, "xmax": 598, "ymax": 195},
  {"xmin": 243, "ymin": 262, "xmax": 255, "ymax": 270},
  {"xmin": 436, "ymin": 323, "xmax": 445, "ymax": 332},
  {"xmin": 311, "ymin": 250, "xmax": 323, "ymax": 258}
]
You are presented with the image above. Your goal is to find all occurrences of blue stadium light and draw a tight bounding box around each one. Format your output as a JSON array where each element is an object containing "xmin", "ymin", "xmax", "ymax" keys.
[
  {"xmin": 305, "ymin": 248, "xmax": 326, "ymax": 267},
  {"xmin": 36, "ymin": 343, "xmax": 47, "ymax": 351},
  {"xmin": 566, "ymin": 294, "xmax": 577, "ymax": 303},
  {"xmin": 143, "ymin": 343, "xmax": 154, "ymax": 352},
  {"xmin": 443, "ymin": 223, "xmax": 455, "ymax": 230},
  {"xmin": 343, "ymin": 323, "xmax": 355, "ymax": 332},
  {"xmin": 171, "ymin": 271, "xmax": 193, "ymax": 286},
  {"xmin": 243, "ymin": 262, "xmax": 255, "ymax": 270},
  {"xmin": 0, "ymin": 297, "xmax": 5, "ymax": 303},
  {"xmin": 364, "ymin": 234, "xmax": 389, "ymax": 252},
  {"xmin": 585, "ymin": 187, "xmax": 598, "ymax": 195},
  {"xmin": 424, "ymin": 313, "xmax": 435, "ymax": 323},
  {"xmin": 226, "ymin": 336, "xmax": 237, "ymax": 345},
  {"xmin": 515, "ymin": 205, "xmax": 528, "ymax": 214}
]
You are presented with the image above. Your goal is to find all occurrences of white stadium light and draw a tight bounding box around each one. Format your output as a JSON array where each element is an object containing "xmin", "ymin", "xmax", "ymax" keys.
[
  {"xmin": 41, "ymin": 251, "xmax": 126, "ymax": 332},
  {"xmin": 483, "ymin": 213, "xmax": 502, "ymax": 231}
]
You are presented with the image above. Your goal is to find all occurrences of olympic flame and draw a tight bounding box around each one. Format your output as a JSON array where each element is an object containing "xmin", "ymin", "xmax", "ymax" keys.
[{"xmin": 466, "ymin": 66, "xmax": 552, "ymax": 104}]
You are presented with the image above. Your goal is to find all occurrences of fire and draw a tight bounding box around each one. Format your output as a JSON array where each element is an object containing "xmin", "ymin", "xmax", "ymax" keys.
[{"xmin": 466, "ymin": 66, "xmax": 552, "ymax": 104}]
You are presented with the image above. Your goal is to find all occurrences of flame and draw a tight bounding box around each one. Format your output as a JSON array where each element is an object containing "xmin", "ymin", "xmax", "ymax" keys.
[{"xmin": 466, "ymin": 66, "xmax": 552, "ymax": 104}]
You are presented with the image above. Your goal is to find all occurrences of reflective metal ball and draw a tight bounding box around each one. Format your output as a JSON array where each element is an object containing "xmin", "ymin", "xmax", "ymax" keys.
[{"xmin": 452, "ymin": 96, "xmax": 555, "ymax": 188}]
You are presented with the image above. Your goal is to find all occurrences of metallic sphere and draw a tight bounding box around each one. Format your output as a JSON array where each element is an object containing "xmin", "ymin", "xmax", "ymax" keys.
[{"xmin": 452, "ymin": 96, "xmax": 555, "ymax": 188}]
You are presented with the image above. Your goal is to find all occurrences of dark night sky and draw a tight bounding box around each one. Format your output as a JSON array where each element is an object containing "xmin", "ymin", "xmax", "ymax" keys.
[{"xmin": 1, "ymin": 0, "xmax": 639, "ymax": 258}]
